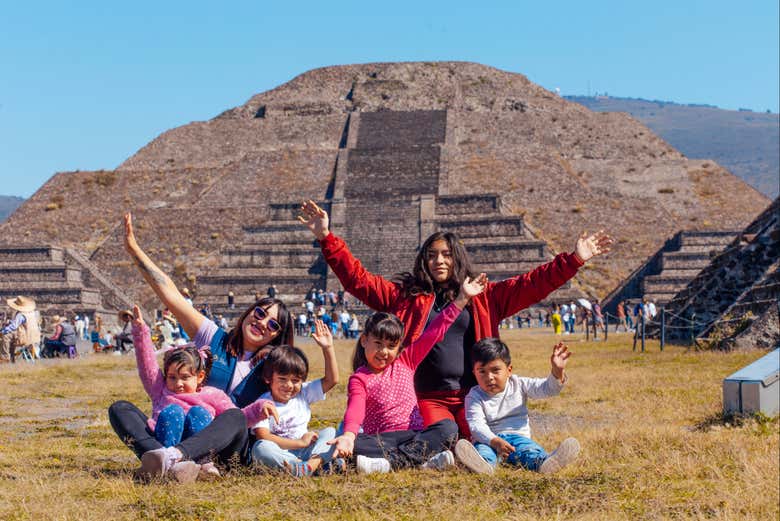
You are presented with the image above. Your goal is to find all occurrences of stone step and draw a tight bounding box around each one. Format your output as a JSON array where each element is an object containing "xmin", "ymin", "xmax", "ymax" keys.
[
  {"xmin": 642, "ymin": 276, "xmax": 693, "ymax": 293},
  {"xmin": 653, "ymin": 268, "xmax": 702, "ymax": 278},
  {"xmin": 242, "ymin": 228, "xmax": 317, "ymax": 243},
  {"xmin": 660, "ymin": 251, "xmax": 711, "ymax": 270},
  {"xmin": 676, "ymin": 244, "xmax": 726, "ymax": 255},
  {"xmin": 0, "ymin": 265, "xmax": 83, "ymax": 283},
  {"xmin": 203, "ymin": 267, "xmax": 321, "ymax": 279},
  {"xmin": 0, "ymin": 280, "xmax": 89, "ymax": 290},
  {"xmin": 471, "ymin": 261, "xmax": 553, "ymax": 274},
  {"xmin": 434, "ymin": 194, "xmax": 501, "ymax": 216},
  {"xmin": 642, "ymin": 291, "xmax": 678, "ymax": 304},
  {"xmin": 0, "ymin": 287, "xmax": 101, "ymax": 306},
  {"xmin": 435, "ymin": 216, "xmax": 526, "ymax": 239},
  {"xmin": 465, "ymin": 241, "xmax": 548, "ymax": 263},
  {"xmin": 221, "ymin": 249, "xmax": 321, "ymax": 269},
  {"xmin": 679, "ymin": 233, "xmax": 737, "ymax": 247},
  {"xmin": 197, "ymin": 277, "xmax": 324, "ymax": 298},
  {"xmin": 0, "ymin": 246, "xmax": 65, "ymax": 264}
]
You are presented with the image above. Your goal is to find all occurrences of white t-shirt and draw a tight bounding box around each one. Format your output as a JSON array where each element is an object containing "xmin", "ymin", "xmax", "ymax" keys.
[{"xmin": 252, "ymin": 379, "xmax": 326, "ymax": 439}]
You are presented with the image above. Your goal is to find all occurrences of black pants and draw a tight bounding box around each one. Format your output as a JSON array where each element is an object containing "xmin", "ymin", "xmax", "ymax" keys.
[
  {"xmin": 108, "ymin": 400, "xmax": 249, "ymax": 467},
  {"xmin": 354, "ymin": 419, "xmax": 458, "ymax": 470}
]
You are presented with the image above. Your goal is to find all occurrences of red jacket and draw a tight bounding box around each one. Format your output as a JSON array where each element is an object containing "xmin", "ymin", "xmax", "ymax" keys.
[{"xmin": 320, "ymin": 233, "xmax": 584, "ymax": 347}]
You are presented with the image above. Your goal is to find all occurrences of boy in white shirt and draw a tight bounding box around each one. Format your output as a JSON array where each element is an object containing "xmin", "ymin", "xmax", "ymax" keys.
[
  {"xmin": 462, "ymin": 338, "xmax": 580, "ymax": 474},
  {"xmin": 250, "ymin": 319, "xmax": 339, "ymax": 476}
]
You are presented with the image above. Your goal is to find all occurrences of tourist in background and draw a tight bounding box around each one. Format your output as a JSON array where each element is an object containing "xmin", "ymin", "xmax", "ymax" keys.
[{"xmin": 1, "ymin": 296, "xmax": 41, "ymax": 362}]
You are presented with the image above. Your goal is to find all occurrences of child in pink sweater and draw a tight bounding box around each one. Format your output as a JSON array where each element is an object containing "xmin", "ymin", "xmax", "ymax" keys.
[
  {"xmin": 129, "ymin": 306, "xmax": 277, "ymax": 479},
  {"xmin": 327, "ymin": 273, "xmax": 487, "ymax": 474}
]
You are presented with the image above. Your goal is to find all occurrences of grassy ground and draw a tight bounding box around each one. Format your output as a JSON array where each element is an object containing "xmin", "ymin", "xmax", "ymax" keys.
[{"xmin": 0, "ymin": 330, "xmax": 777, "ymax": 521}]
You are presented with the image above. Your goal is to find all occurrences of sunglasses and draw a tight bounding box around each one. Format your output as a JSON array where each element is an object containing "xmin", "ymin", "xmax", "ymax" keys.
[{"xmin": 252, "ymin": 306, "xmax": 281, "ymax": 333}]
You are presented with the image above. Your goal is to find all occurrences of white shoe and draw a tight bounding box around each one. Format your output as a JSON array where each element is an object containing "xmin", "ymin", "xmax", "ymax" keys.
[
  {"xmin": 198, "ymin": 462, "xmax": 221, "ymax": 480},
  {"xmin": 454, "ymin": 439, "xmax": 494, "ymax": 474},
  {"xmin": 420, "ymin": 450, "xmax": 455, "ymax": 471},
  {"xmin": 539, "ymin": 437, "xmax": 580, "ymax": 474},
  {"xmin": 138, "ymin": 448, "xmax": 168, "ymax": 480},
  {"xmin": 170, "ymin": 460, "xmax": 201, "ymax": 483},
  {"xmin": 356, "ymin": 455, "xmax": 391, "ymax": 474}
]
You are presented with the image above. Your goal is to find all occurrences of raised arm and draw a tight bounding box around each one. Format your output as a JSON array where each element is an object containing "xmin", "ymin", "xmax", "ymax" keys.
[
  {"xmin": 124, "ymin": 213, "xmax": 205, "ymax": 338},
  {"xmin": 299, "ymin": 200, "xmax": 400, "ymax": 311},
  {"xmin": 311, "ymin": 318, "xmax": 339, "ymax": 393},
  {"xmin": 130, "ymin": 305, "xmax": 165, "ymax": 400}
]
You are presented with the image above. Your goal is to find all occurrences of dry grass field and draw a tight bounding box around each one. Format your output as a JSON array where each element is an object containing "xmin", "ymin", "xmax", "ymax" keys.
[{"xmin": 0, "ymin": 330, "xmax": 777, "ymax": 521}]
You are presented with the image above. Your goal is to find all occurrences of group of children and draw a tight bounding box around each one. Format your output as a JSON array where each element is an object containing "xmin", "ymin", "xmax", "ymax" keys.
[
  {"xmin": 118, "ymin": 204, "xmax": 613, "ymax": 481},
  {"xmin": 128, "ymin": 271, "xmax": 577, "ymax": 479}
]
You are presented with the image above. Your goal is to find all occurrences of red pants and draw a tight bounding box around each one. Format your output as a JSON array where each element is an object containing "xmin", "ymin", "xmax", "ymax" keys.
[{"xmin": 417, "ymin": 389, "xmax": 471, "ymax": 439}]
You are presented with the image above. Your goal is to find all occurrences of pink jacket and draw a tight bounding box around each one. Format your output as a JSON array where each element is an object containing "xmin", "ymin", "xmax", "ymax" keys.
[
  {"xmin": 132, "ymin": 323, "xmax": 271, "ymax": 430},
  {"xmin": 342, "ymin": 302, "xmax": 461, "ymax": 435}
]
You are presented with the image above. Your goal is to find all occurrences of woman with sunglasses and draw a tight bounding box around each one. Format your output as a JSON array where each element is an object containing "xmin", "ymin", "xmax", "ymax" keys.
[{"xmin": 108, "ymin": 213, "xmax": 295, "ymax": 480}]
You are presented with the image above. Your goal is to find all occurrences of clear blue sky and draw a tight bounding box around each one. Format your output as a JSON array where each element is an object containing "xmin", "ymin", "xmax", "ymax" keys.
[{"xmin": 2, "ymin": 0, "xmax": 778, "ymax": 197}]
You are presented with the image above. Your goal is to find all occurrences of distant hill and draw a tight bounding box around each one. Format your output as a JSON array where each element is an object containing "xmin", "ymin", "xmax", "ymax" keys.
[
  {"xmin": 566, "ymin": 96, "xmax": 779, "ymax": 198},
  {"xmin": 0, "ymin": 196, "xmax": 24, "ymax": 223}
]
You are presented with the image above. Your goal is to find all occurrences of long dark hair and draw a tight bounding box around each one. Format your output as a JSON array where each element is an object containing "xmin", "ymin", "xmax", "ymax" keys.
[
  {"xmin": 393, "ymin": 231, "xmax": 475, "ymax": 302},
  {"xmin": 225, "ymin": 297, "xmax": 294, "ymax": 364},
  {"xmin": 352, "ymin": 312, "xmax": 404, "ymax": 371}
]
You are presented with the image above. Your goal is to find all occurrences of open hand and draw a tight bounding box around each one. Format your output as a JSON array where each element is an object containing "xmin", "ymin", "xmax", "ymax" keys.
[
  {"xmin": 131, "ymin": 305, "xmax": 145, "ymax": 328},
  {"xmin": 311, "ymin": 318, "xmax": 333, "ymax": 350},
  {"xmin": 298, "ymin": 200, "xmax": 330, "ymax": 240},
  {"xmin": 550, "ymin": 342, "xmax": 571, "ymax": 380},
  {"xmin": 327, "ymin": 434, "xmax": 355, "ymax": 458},
  {"xmin": 458, "ymin": 273, "xmax": 488, "ymax": 302},
  {"xmin": 124, "ymin": 213, "xmax": 139, "ymax": 254},
  {"xmin": 575, "ymin": 230, "xmax": 613, "ymax": 262}
]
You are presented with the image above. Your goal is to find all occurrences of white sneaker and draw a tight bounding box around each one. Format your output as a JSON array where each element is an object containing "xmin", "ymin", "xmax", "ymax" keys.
[
  {"xmin": 356, "ymin": 455, "xmax": 391, "ymax": 474},
  {"xmin": 170, "ymin": 460, "xmax": 201, "ymax": 483},
  {"xmin": 539, "ymin": 437, "xmax": 580, "ymax": 474},
  {"xmin": 454, "ymin": 439, "xmax": 494, "ymax": 474},
  {"xmin": 420, "ymin": 450, "xmax": 455, "ymax": 471},
  {"xmin": 138, "ymin": 447, "xmax": 192, "ymax": 481},
  {"xmin": 198, "ymin": 462, "xmax": 221, "ymax": 481}
]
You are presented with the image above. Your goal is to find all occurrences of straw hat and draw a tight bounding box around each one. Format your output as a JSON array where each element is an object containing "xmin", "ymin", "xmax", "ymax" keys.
[
  {"xmin": 181, "ymin": 288, "xmax": 192, "ymax": 298},
  {"xmin": 118, "ymin": 309, "xmax": 133, "ymax": 322},
  {"xmin": 50, "ymin": 315, "xmax": 64, "ymax": 325},
  {"xmin": 6, "ymin": 295, "xmax": 36, "ymax": 313}
]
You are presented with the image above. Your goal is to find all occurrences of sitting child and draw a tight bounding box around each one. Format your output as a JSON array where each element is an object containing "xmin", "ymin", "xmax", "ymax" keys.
[
  {"xmin": 327, "ymin": 273, "xmax": 487, "ymax": 474},
  {"xmin": 251, "ymin": 318, "xmax": 339, "ymax": 477},
  {"xmin": 130, "ymin": 305, "xmax": 277, "ymax": 481},
  {"xmin": 461, "ymin": 338, "xmax": 580, "ymax": 474}
]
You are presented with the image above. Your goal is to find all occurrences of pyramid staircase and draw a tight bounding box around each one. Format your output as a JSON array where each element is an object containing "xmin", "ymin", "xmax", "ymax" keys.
[
  {"xmin": 646, "ymin": 198, "xmax": 779, "ymax": 342},
  {"xmin": 602, "ymin": 230, "xmax": 739, "ymax": 313},
  {"xmin": 196, "ymin": 202, "xmax": 329, "ymax": 322},
  {"xmin": 195, "ymin": 109, "xmax": 587, "ymax": 324},
  {"xmin": 0, "ymin": 245, "xmax": 135, "ymax": 324}
]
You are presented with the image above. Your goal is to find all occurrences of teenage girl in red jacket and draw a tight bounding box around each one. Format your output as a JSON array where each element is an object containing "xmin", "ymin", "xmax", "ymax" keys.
[{"xmin": 299, "ymin": 200, "xmax": 612, "ymax": 438}]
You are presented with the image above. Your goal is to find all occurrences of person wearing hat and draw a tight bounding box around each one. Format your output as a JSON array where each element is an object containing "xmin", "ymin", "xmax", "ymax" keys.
[
  {"xmin": 2, "ymin": 296, "xmax": 42, "ymax": 362},
  {"xmin": 115, "ymin": 310, "xmax": 134, "ymax": 353},
  {"xmin": 42, "ymin": 314, "xmax": 78, "ymax": 358}
]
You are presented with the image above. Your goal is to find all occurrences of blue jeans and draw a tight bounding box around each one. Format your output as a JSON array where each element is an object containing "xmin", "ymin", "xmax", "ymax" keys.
[
  {"xmin": 474, "ymin": 433, "xmax": 548, "ymax": 472},
  {"xmin": 155, "ymin": 405, "xmax": 213, "ymax": 447},
  {"xmin": 251, "ymin": 427, "xmax": 336, "ymax": 469}
]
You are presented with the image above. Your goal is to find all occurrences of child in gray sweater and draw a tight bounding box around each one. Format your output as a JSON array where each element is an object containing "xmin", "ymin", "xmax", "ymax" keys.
[{"xmin": 461, "ymin": 338, "xmax": 579, "ymax": 474}]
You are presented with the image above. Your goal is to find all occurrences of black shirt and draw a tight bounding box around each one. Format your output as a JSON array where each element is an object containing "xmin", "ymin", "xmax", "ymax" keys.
[{"xmin": 413, "ymin": 291, "xmax": 476, "ymax": 393}]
